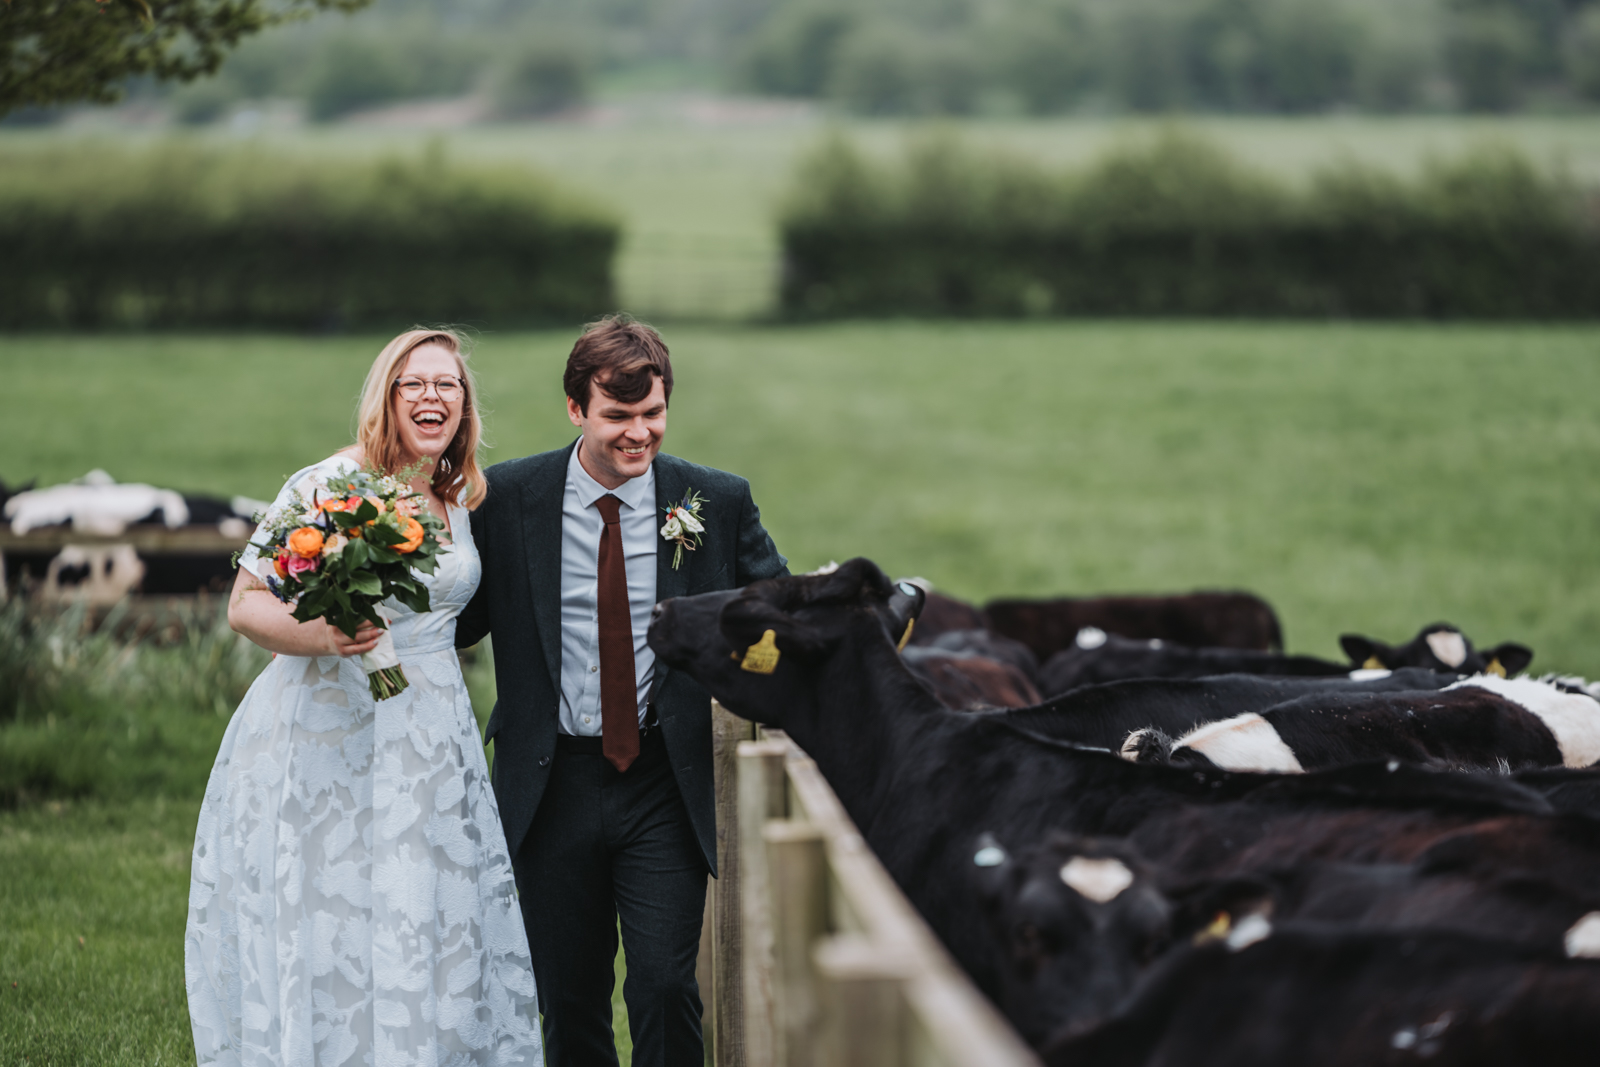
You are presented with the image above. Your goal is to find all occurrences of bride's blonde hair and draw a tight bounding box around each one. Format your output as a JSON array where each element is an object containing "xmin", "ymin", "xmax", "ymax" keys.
[{"xmin": 355, "ymin": 328, "xmax": 487, "ymax": 510}]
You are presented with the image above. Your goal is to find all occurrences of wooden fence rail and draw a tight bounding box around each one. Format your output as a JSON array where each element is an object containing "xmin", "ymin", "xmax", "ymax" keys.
[{"xmin": 703, "ymin": 701, "xmax": 1040, "ymax": 1067}]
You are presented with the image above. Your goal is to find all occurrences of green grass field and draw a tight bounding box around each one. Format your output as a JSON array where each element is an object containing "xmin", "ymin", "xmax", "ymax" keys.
[{"xmin": 4, "ymin": 318, "xmax": 1600, "ymax": 1063}]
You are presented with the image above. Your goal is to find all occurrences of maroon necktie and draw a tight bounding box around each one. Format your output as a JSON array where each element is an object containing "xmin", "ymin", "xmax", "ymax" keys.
[{"xmin": 594, "ymin": 494, "xmax": 640, "ymax": 773}]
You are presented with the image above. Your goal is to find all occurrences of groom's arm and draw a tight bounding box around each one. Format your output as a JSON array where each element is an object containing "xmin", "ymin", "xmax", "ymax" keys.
[
  {"xmin": 455, "ymin": 504, "xmax": 492, "ymax": 649},
  {"xmin": 734, "ymin": 480, "xmax": 788, "ymax": 585}
]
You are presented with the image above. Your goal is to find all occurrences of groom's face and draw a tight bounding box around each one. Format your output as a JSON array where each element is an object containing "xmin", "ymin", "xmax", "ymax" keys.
[{"xmin": 568, "ymin": 374, "xmax": 667, "ymax": 488}]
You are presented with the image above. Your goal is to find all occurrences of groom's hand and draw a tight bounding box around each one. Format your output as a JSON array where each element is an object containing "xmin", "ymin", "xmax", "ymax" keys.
[{"xmin": 327, "ymin": 620, "xmax": 384, "ymax": 658}]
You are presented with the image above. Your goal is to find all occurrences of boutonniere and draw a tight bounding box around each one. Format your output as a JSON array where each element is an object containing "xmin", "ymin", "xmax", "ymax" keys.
[{"xmin": 660, "ymin": 489, "xmax": 706, "ymax": 570}]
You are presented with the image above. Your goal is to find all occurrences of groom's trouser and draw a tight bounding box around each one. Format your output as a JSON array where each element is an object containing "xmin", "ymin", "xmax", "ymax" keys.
[{"xmin": 513, "ymin": 726, "xmax": 708, "ymax": 1067}]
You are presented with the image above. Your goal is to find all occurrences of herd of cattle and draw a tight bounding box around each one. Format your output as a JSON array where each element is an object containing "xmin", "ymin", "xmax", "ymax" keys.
[
  {"xmin": 646, "ymin": 559, "xmax": 1600, "ymax": 1066},
  {"xmin": 1, "ymin": 474, "xmax": 263, "ymax": 602}
]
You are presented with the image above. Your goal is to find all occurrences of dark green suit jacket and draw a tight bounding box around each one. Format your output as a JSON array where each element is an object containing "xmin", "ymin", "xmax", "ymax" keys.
[{"xmin": 455, "ymin": 440, "xmax": 788, "ymax": 874}]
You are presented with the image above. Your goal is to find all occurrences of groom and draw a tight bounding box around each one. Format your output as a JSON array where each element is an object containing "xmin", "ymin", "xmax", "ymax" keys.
[{"xmin": 456, "ymin": 316, "xmax": 788, "ymax": 1066}]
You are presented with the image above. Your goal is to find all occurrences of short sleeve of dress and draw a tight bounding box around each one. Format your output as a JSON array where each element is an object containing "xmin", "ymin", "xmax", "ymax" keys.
[{"xmin": 236, "ymin": 457, "xmax": 360, "ymax": 580}]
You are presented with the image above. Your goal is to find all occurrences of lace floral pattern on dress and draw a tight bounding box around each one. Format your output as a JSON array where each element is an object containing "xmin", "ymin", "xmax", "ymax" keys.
[{"xmin": 186, "ymin": 458, "xmax": 543, "ymax": 1067}]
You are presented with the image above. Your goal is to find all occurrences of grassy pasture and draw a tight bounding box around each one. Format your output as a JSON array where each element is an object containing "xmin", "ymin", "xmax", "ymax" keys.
[
  {"xmin": 4, "ymin": 318, "xmax": 1599, "ymax": 1063},
  {"xmin": 3, "ymin": 320, "xmax": 1597, "ymax": 671},
  {"xmin": 9, "ymin": 114, "xmax": 1600, "ymax": 320}
]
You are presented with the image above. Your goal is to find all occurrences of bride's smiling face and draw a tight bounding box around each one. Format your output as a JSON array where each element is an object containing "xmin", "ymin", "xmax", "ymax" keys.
[{"xmin": 392, "ymin": 344, "xmax": 466, "ymax": 466}]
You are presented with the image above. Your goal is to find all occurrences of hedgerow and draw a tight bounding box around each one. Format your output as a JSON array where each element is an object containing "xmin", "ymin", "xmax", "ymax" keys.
[
  {"xmin": 0, "ymin": 143, "xmax": 619, "ymax": 329},
  {"xmin": 780, "ymin": 130, "xmax": 1600, "ymax": 319}
]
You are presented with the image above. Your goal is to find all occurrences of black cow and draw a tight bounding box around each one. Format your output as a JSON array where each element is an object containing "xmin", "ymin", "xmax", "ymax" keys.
[
  {"xmin": 1038, "ymin": 629, "xmax": 1347, "ymax": 696},
  {"xmin": 978, "ymin": 819, "xmax": 1600, "ymax": 1044},
  {"xmin": 1135, "ymin": 677, "xmax": 1600, "ymax": 774},
  {"xmin": 1342, "ymin": 622, "xmax": 1533, "ymax": 678},
  {"xmin": 902, "ymin": 645, "xmax": 1042, "ymax": 710},
  {"xmin": 984, "ymin": 590, "xmax": 1284, "ymax": 659},
  {"xmin": 646, "ymin": 558, "xmax": 1570, "ymax": 1039},
  {"xmin": 902, "ymin": 627, "xmax": 1042, "ymax": 710},
  {"xmin": 1044, "ymin": 926, "xmax": 1600, "ymax": 1066}
]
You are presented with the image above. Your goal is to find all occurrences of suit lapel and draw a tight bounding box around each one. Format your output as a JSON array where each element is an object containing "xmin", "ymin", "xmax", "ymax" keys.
[
  {"xmin": 521, "ymin": 440, "xmax": 576, "ymax": 696},
  {"xmin": 653, "ymin": 453, "xmax": 691, "ymax": 606},
  {"xmin": 650, "ymin": 455, "xmax": 691, "ymax": 700}
]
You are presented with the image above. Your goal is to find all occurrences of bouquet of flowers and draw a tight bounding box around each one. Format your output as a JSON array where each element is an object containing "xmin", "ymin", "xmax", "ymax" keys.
[{"xmin": 242, "ymin": 463, "xmax": 447, "ymax": 699}]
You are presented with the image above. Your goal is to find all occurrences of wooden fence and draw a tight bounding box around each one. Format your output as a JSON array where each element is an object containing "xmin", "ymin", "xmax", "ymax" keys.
[{"xmin": 701, "ymin": 701, "xmax": 1040, "ymax": 1067}]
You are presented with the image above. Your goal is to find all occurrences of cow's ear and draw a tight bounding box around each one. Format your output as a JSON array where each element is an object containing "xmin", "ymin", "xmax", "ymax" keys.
[
  {"xmin": 887, "ymin": 579, "xmax": 926, "ymax": 651},
  {"xmin": 718, "ymin": 593, "xmax": 829, "ymax": 665},
  {"xmin": 1340, "ymin": 634, "xmax": 1387, "ymax": 669},
  {"xmin": 1484, "ymin": 642, "xmax": 1533, "ymax": 678}
]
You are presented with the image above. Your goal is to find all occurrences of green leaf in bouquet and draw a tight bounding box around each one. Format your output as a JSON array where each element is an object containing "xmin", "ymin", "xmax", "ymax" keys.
[
  {"xmin": 367, "ymin": 545, "xmax": 401, "ymax": 564},
  {"xmin": 343, "ymin": 539, "xmax": 371, "ymax": 568},
  {"xmin": 393, "ymin": 584, "xmax": 432, "ymax": 614},
  {"xmin": 409, "ymin": 554, "xmax": 441, "ymax": 575},
  {"xmin": 353, "ymin": 500, "xmax": 379, "ymax": 523},
  {"xmin": 330, "ymin": 510, "xmax": 362, "ymax": 530},
  {"xmin": 365, "ymin": 523, "xmax": 405, "ymax": 548},
  {"xmin": 349, "ymin": 572, "xmax": 383, "ymax": 597}
]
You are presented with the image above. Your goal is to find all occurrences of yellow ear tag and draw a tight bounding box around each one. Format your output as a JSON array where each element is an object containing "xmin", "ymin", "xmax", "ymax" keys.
[
  {"xmin": 1194, "ymin": 911, "xmax": 1232, "ymax": 946},
  {"xmin": 1362, "ymin": 656, "xmax": 1384, "ymax": 670},
  {"xmin": 897, "ymin": 618, "xmax": 915, "ymax": 653},
  {"xmin": 1486, "ymin": 658, "xmax": 1506, "ymax": 678},
  {"xmin": 740, "ymin": 629, "xmax": 781, "ymax": 675}
]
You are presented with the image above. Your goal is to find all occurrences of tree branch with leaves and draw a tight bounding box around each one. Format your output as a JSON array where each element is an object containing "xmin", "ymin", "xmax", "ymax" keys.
[{"xmin": 0, "ymin": 0, "xmax": 371, "ymax": 115}]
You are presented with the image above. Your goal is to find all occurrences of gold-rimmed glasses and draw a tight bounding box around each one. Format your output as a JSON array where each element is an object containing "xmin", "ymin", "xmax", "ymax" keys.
[{"xmin": 394, "ymin": 376, "xmax": 465, "ymax": 402}]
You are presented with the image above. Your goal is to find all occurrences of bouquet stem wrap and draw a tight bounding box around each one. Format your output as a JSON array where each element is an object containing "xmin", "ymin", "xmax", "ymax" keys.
[{"xmin": 361, "ymin": 609, "xmax": 409, "ymax": 700}]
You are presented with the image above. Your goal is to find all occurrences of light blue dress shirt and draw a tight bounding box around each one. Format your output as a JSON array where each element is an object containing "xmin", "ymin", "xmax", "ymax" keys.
[{"xmin": 557, "ymin": 439, "xmax": 658, "ymax": 736}]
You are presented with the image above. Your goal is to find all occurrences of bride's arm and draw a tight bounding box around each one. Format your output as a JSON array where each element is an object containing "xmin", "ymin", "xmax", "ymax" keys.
[{"xmin": 227, "ymin": 566, "xmax": 383, "ymax": 658}]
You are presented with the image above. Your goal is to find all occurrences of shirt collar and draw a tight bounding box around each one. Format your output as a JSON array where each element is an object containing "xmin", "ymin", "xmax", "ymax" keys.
[{"xmin": 568, "ymin": 438, "xmax": 655, "ymax": 512}]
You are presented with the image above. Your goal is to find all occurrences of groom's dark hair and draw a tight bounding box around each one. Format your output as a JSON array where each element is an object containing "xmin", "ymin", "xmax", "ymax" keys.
[{"xmin": 565, "ymin": 314, "xmax": 674, "ymax": 415}]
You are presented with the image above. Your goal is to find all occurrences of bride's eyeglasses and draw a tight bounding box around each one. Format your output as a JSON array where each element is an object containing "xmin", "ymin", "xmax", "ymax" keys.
[{"xmin": 394, "ymin": 376, "xmax": 465, "ymax": 402}]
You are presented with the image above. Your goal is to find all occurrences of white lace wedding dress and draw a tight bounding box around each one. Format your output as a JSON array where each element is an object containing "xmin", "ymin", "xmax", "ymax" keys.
[{"xmin": 186, "ymin": 457, "xmax": 544, "ymax": 1067}]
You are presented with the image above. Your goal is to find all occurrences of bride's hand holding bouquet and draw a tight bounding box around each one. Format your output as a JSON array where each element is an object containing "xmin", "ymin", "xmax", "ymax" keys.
[{"xmin": 244, "ymin": 463, "xmax": 447, "ymax": 699}]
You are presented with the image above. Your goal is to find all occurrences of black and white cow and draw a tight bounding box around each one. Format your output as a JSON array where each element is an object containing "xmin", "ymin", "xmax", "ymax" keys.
[
  {"xmin": 1341, "ymin": 623, "xmax": 1533, "ymax": 678},
  {"xmin": 2, "ymin": 472, "xmax": 264, "ymax": 598},
  {"xmin": 994, "ymin": 667, "xmax": 1460, "ymax": 754},
  {"xmin": 1136, "ymin": 675, "xmax": 1600, "ymax": 774}
]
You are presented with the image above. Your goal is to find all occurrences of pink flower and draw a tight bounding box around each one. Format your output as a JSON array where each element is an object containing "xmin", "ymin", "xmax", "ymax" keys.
[
  {"xmin": 285, "ymin": 554, "xmax": 318, "ymax": 578},
  {"xmin": 395, "ymin": 496, "xmax": 422, "ymax": 517}
]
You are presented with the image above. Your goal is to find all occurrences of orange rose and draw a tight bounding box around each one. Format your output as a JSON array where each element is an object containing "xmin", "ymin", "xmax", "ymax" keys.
[
  {"xmin": 273, "ymin": 551, "xmax": 290, "ymax": 579},
  {"xmin": 394, "ymin": 516, "xmax": 425, "ymax": 554},
  {"xmin": 319, "ymin": 498, "xmax": 350, "ymax": 513},
  {"xmin": 287, "ymin": 526, "xmax": 325, "ymax": 558}
]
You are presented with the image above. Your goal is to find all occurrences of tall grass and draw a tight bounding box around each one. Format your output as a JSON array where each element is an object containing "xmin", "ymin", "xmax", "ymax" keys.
[{"xmin": 0, "ymin": 598, "xmax": 269, "ymax": 806}]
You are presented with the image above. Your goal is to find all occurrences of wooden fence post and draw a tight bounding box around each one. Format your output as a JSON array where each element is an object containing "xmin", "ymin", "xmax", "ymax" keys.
[
  {"xmin": 763, "ymin": 820, "xmax": 828, "ymax": 1067},
  {"xmin": 711, "ymin": 701, "xmax": 754, "ymax": 1067},
  {"xmin": 813, "ymin": 935, "xmax": 912, "ymax": 1067},
  {"xmin": 737, "ymin": 738, "xmax": 789, "ymax": 1067}
]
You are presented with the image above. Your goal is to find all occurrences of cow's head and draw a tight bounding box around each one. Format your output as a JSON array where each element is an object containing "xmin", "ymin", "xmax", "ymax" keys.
[
  {"xmin": 972, "ymin": 832, "xmax": 1174, "ymax": 1046},
  {"xmin": 647, "ymin": 557, "xmax": 925, "ymax": 729},
  {"xmin": 1340, "ymin": 623, "xmax": 1532, "ymax": 678}
]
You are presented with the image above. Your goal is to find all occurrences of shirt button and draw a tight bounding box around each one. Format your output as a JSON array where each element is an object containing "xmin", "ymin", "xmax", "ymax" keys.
[
  {"xmin": 583, "ymin": 716, "xmax": 591, "ymax": 724},
  {"xmin": 538, "ymin": 755, "xmax": 551, "ymax": 768},
  {"xmin": 590, "ymin": 664, "xmax": 598, "ymax": 673}
]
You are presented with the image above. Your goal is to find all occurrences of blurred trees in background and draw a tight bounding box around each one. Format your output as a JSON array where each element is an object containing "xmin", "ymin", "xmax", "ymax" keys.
[{"xmin": 19, "ymin": 0, "xmax": 1600, "ymax": 121}]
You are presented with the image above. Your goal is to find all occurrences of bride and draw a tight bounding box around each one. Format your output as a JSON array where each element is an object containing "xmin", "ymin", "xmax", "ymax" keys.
[{"xmin": 186, "ymin": 329, "xmax": 544, "ymax": 1066}]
